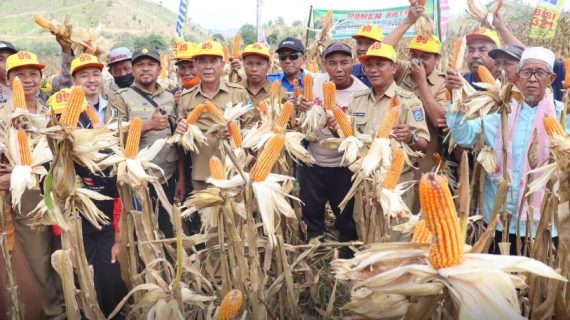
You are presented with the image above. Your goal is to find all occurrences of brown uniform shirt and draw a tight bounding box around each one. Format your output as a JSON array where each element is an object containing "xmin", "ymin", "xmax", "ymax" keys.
[
  {"xmin": 395, "ymin": 62, "xmax": 448, "ymax": 172},
  {"xmin": 179, "ymin": 80, "xmax": 249, "ymax": 182},
  {"xmin": 103, "ymin": 79, "xmax": 121, "ymax": 102},
  {"xmin": 107, "ymin": 83, "xmax": 178, "ymax": 183}
]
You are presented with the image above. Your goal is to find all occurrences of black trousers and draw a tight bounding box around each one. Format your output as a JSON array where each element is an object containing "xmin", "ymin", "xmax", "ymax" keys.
[
  {"xmin": 82, "ymin": 228, "xmax": 127, "ymax": 319},
  {"xmin": 490, "ymin": 230, "xmax": 559, "ymax": 256},
  {"xmin": 299, "ymin": 164, "xmax": 357, "ymax": 242},
  {"xmin": 149, "ymin": 176, "xmax": 176, "ymax": 239}
]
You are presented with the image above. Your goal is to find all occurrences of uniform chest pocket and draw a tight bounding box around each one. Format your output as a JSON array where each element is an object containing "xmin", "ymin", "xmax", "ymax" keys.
[{"xmin": 351, "ymin": 112, "xmax": 367, "ymax": 134}]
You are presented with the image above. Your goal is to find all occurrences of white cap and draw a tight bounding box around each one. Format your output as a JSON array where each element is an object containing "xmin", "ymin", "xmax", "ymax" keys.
[
  {"xmin": 108, "ymin": 47, "xmax": 133, "ymax": 66},
  {"xmin": 519, "ymin": 47, "xmax": 555, "ymax": 72}
]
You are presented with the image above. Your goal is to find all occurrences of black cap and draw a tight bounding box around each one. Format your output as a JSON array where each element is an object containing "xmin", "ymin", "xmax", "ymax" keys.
[
  {"xmin": 0, "ymin": 41, "xmax": 17, "ymax": 54},
  {"xmin": 132, "ymin": 48, "xmax": 161, "ymax": 64},
  {"xmin": 489, "ymin": 44, "xmax": 525, "ymax": 61},
  {"xmin": 324, "ymin": 42, "xmax": 352, "ymax": 59},
  {"xmin": 276, "ymin": 37, "xmax": 305, "ymax": 54}
]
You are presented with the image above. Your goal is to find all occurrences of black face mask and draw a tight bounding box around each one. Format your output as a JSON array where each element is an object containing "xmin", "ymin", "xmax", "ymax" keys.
[{"xmin": 114, "ymin": 73, "xmax": 134, "ymax": 88}]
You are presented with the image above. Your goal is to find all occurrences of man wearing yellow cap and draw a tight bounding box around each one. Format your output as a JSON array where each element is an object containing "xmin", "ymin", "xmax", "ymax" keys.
[
  {"xmin": 0, "ymin": 50, "xmax": 67, "ymax": 319},
  {"xmin": 347, "ymin": 42, "xmax": 430, "ymax": 210},
  {"xmin": 177, "ymin": 40, "xmax": 249, "ymax": 191},
  {"xmin": 173, "ymin": 41, "xmax": 200, "ymax": 106},
  {"xmin": 70, "ymin": 53, "xmax": 107, "ymax": 123}
]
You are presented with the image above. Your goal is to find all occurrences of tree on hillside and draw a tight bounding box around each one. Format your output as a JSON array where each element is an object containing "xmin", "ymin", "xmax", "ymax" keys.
[
  {"xmin": 213, "ymin": 33, "xmax": 225, "ymax": 43},
  {"xmin": 134, "ymin": 34, "xmax": 168, "ymax": 51},
  {"xmin": 239, "ymin": 24, "xmax": 257, "ymax": 45}
]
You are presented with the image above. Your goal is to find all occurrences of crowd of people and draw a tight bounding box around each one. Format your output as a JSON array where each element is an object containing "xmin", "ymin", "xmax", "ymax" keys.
[{"xmin": 0, "ymin": 1, "xmax": 568, "ymax": 319}]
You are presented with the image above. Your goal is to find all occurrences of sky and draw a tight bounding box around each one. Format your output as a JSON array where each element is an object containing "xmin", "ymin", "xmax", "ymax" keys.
[{"xmin": 158, "ymin": 0, "xmax": 570, "ymax": 31}]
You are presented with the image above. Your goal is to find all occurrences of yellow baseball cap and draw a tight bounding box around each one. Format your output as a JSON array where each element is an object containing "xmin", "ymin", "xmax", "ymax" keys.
[
  {"xmin": 71, "ymin": 53, "xmax": 104, "ymax": 75},
  {"xmin": 359, "ymin": 42, "xmax": 397, "ymax": 63},
  {"xmin": 352, "ymin": 24, "xmax": 383, "ymax": 42},
  {"xmin": 194, "ymin": 40, "xmax": 224, "ymax": 59},
  {"xmin": 242, "ymin": 43, "xmax": 271, "ymax": 60},
  {"xmin": 174, "ymin": 41, "xmax": 199, "ymax": 62},
  {"xmin": 409, "ymin": 35, "xmax": 442, "ymax": 54},
  {"xmin": 6, "ymin": 51, "xmax": 45, "ymax": 74},
  {"xmin": 47, "ymin": 88, "xmax": 88, "ymax": 115},
  {"xmin": 466, "ymin": 28, "xmax": 501, "ymax": 47}
]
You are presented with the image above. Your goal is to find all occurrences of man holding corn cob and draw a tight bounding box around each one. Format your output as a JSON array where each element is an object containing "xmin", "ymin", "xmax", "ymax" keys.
[
  {"xmin": 297, "ymin": 42, "xmax": 368, "ymax": 256},
  {"xmin": 70, "ymin": 53, "xmax": 107, "ymax": 123},
  {"xmin": 108, "ymin": 47, "xmax": 183, "ymax": 239},
  {"xmin": 176, "ymin": 40, "xmax": 249, "ymax": 191},
  {"xmin": 348, "ymin": 42, "xmax": 430, "ymax": 208},
  {"xmin": 447, "ymin": 47, "xmax": 570, "ymax": 255}
]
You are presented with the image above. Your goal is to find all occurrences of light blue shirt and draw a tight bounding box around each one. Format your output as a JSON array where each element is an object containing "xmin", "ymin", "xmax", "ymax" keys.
[
  {"xmin": 95, "ymin": 95, "xmax": 107, "ymax": 123},
  {"xmin": 447, "ymin": 99, "xmax": 569, "ymax": 237},
  {"xmin": 267, "ymin": 69, "xmax": 307, "ymax": 93}
]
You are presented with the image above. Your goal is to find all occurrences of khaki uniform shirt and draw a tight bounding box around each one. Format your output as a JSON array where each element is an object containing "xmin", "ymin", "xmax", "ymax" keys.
[
  {"xmin": 179, "ymin": 80, "xmax": 249, "ymax": 182},
  {"xmin": 395, "ymin": 62, "xmax": 447, "ymax": 172},
  {"xmin": 103, "ymin": 79, "xmax": 121, "ymax": 102},
  {"xmin": 108, "ymin": 83, "xmax": 178, "ymax": 183}
]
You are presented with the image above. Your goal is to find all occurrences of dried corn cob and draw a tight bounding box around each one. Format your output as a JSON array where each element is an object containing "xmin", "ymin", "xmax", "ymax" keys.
[
  {"xmin": 433, "ymin": 152, "xmax": 444, "ymax": 171},
  {"xmin": 204, "ymin": 101, "xmax": 224, "ymax": 119},
  {"xmin": 544, "ymin": 116, "xmax": 567, "ymax": 137},
  {"xmin": 332, "ymin": 107, "xmax": 353, "ymax": 137},
  {"xmin": 232, "ymin": 33, "xmax": 241, "ymax": 58},
  {"xmin": 223, "ymin": 46, "xmax": 230, "ymax": 64},
  {"xmin": 218, "ymin": 289, "xmax": 243, "ymax": 320},
  {"xmin": 34, "ymin": 16, "xmax": 52, "ymax": 29},
  {"xmin": 59, "ymin": 86, "xmax": 85, "ymax": 127},
  {"xmin": 564, "ymin": 58, "xmax": 570, "ymax": 88},
  {"xmin": 250, "ymin": 134, "xmax": 285, "ymax": 182},
  {"xmin": 376, "ymin": 106, "xmax": 400, "ymax": 138},
  {"xmin": 323, "ymin": 81, "xmax": 336, "ymax": 110},
  {"xmin": 273, "ymin": 101, "xmax": 294, "ymax": 133},
  {"xmin": 445, "ymin": 89, "xmax": 451, "ymax": 101},
  {"xmin": 271, "ymin": 80, "xmax": 281, "ymax": 99},
  {"xmin": 304, "ymin": 74, "xmax": 314, "ymax": 101},
  {"xmin": 17, "ymin": 129, "xmax": 32, "ymax": 166},
  {"xmin": 85, "ymin": 107, "xmax": 99, "ymax": 125},
  {"xmin": 389, "ymin": 95, "xmax": 401, "ymax": 109},
  {"xmin": 124, "ymin": 117, "xmax": 142, "ymax": 158},
  {"xmin": 11, "ymin": 77, "xmax": 26, "ymax": 110},
  {"xmin": 419, "ymin": 173, "xmax": 463, "ymax": 269},
  {"xmin": 228, "ymin": 121, "xmax": 242, "ymax": 147},
  {"xmin": 382, "ymin": 148, "xmax": 405, "ymax": 190},
  {"xmin": 451, "ymin": 38, "xmax": 463, "ymax": 70},
  {"xmin": 293, "ymin": 79, "xmax": 301, "ymax": 99},
  {"xmin": 209, "ymin": 156, "xmax": 225, "ymax": 180},
  {"xmin": 411, "ymin": 220, "xmax": 432, "ymax": 243},
  {"xmin": 477, "ymin": 65, "xmax": 495, "ymax": 85},
  {"xmin": 186, "ymin": 103, "xmax": 206, "ymax": 124},
  {"xmin": 258, "ymin": 101, "xmax": 268, "ymax": 113}
]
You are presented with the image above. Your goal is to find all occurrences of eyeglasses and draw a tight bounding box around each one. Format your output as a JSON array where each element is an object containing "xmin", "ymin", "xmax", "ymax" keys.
[
  {"xmin": 519, "ymin": 69, "xmax": 550, "ymax": 80},
  {"xmin": 278, "ymin": 53, "xmax": 301, "ymax": 61}
]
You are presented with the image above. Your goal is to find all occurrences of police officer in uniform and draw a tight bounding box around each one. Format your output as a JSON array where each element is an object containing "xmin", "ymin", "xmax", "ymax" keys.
[
  {"xmin": 347, "ymin": 42, "xmax": 430, "ymax": 209},
  {"xmin": 108, "ymin": 47, "xmax": 185, "ymax": 239},
  {"xmin": 176, "ymin": 40, "xmax": 249, "ymax": 191}
]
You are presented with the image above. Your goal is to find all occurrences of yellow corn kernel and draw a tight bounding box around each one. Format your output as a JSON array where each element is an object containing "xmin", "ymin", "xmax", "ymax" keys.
[
  {"xmin": 124, "ymin": 117, "xmax": 142, "ymax": 158},
  {"xmin": 250, "ymin": 134, "xmax": 285, "ymax": 182},
  {"xmin": 451, "ymin": 38, "xmax": 463, "ymax": 70},
  {"xmin": 273, "ymin": 101, "xmax": 294, "ymax": 133},
  {"xmin": 293, "ymin": 79, "xmax": 301, "ymax": 99},
  {"xmin": 228, "ymin": 121, "xmax": 242, "ymax": 148},
  {"xmin": 323, "ymin": 81, "xmax": 336, "ymax": 110},
  {"xmin": 419, "ymin": 173, "xmax": 463, "ymax": 269},
  {"xmin": 11, "ymin": 77, "xmax": 26, "ymax": 110},
  {"xmin": 411, "ymin": 220, "xmax": 432, "ymax": 243},
  {"xmin": 564, "ymin": 58, "xmax": 570, "ymax": 89},
  {"xmin": 209, "ymin": 156, "xmax": 225, "ymax": 180},
  {"xmin": 332, "ymin": 107, "xmax": 353, "ymax": 137},
  {"xmin": 85, "ymin": 107, "xmax": 99, "ymax": 125},
  {"xmin": 59, "ymin": 86, "xmax": 85, "ymax": 127},
  {"xmin": 376, "ymin": 106, "xmax": 400, "ymax": 138},
  {"xmin": 34, "ymin": 16, "xmax": 52, "ymax": 29},
  {"xmin": 544, "ymin": 116, "xmax": 567, "ymax": 137},
  {"xmin": 17, "ymin": 129, "xmax": 32, "ymax": 166},
  {"xmin": 382, "ymin": 148, "xmax": 405, "ymax": 190},
  {"xmin": 218, "ymin": 289, "xmax": 243, "ymax": 320},
  {"xmin": 271, "ymin": 80, "xmax": 281, "ymax": 100},
  {"xmin": 258, "ymin": 101, "xmax": 268, "ymax": 114},
  {"xmin": 477, "ymin": 65, "xmax": 495, "ymax": 85},
  {"xmin": 204, "ymin": 101, "xmax": 225, "ymax": 120},
  {"xmin": 232, "ymin": 33, "xmax": 241, "ymax": 58},
  {"xmin": 186, "ymin": 103, "xmax": 206, "ymax": 124},
  {"xmin": 223, "ymin": 46, "xmax": 230, "ymax": 64},
  {"xmin": 304, "ymin": 74, "xmax": 314, "ymax": 101}
]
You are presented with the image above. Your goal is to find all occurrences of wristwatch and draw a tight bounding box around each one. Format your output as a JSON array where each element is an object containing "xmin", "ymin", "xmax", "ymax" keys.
[{"xmin": 409, "ymin": 132, "xmax": 419, "ymax": 145}]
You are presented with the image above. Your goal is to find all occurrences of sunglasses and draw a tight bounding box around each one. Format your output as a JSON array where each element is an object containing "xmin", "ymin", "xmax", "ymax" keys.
[{"xmin": 278, "ymin": 53, "xmax": 302, "ymax": 61}]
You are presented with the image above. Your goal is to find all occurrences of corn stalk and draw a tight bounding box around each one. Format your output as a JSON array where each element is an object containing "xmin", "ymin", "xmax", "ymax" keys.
[{"xmin": 0, "ymin": 191, "xmax": 22, "ymax": 320}]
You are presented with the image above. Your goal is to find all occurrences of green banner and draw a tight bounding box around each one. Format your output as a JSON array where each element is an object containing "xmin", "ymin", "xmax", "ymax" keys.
[{"xmin": 313, "ymin": 1, "xmax": 439, "ymax": 39}]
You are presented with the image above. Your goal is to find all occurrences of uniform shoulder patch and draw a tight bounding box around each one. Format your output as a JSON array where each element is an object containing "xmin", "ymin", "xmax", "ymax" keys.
[
  {"xmin": 411, "ymin": 105, "xmax": 425, "ymax": 121},
  {"xmin": 180, "ymin": 86, "xmax": 198, "ymax": 97},
  {"xmin": 353, "ymin": 89, "xmax": 370, "ymax": 98},
  {"xmin": 395, "ymin": 87, "xmax": 414, "ymax": 98}
]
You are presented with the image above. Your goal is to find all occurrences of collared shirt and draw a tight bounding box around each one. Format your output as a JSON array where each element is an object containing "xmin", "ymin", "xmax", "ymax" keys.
[
  {"xmin": 447, "ymin": 99, "xmax": 570, "ymax": 237},
  {"xmin": 396, "ymin": 61, "xmax": 448, "ymax": 171},
  {"xmin": 108, "ymin": 82, "xmax": 178, "ymax": 183},
  {"xmin": 103, "ymin": 78, "xmax": 121, "ymax": 101},
  {"xmin": 463, "ymin": 71, "xmax": 485, "ymax": 91},
  {"xmin": 0, "ymin": 83, "xmax": 11, "ymax": 105},
  {"xmin": 267, "ymin": 68, "xmax": 310, "ymax": 93},
  {"xmin": 236, "ymin": 77, "xmax": 278, "ymax": 107},
  {"xmin": 308, "ymin": 73, "xmax": 368, "ymax": 167},
  {"xmin": 351, "ymin": 63, "xmax": 372, "ymax": 88},
  {"xmin": 92, "ymin": 94, "xmax": 107, "ymax": 123},
  {"xmin": 179, "ymin": 80, "xmax": 249, "ymax": 183}
]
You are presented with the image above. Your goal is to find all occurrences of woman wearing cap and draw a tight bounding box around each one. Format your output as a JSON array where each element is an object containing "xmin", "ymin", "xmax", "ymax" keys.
[
  {"xmin": 70, "ymin": 53, "xmax": 107, "ymax": 123},
  {"xmin": 447, "ymin": 47, "xmax": 570, "ymax": 255}
]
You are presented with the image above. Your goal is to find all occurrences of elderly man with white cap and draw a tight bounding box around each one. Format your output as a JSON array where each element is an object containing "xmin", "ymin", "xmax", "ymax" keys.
[
  {"xmin": 103, "ymin": 47, "xmax": 133, "ymax": 100},
  {"xmin": 447, "ymin": 47, "xmax": 570, "ymax": 256}
]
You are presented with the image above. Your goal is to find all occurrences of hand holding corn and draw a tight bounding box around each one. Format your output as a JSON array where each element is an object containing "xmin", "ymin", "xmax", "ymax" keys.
[
  {"xmin": 297, "ymin": 97, "xmax": 313, "ymax": 112},
  {"xmin": 445, "ymin": 69, "xmax": 463, "ymax": 91}
]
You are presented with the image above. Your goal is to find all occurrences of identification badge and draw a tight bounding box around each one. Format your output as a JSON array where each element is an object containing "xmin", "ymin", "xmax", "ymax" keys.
[
  {"xmin": 412, "ymin": 108, "xmax": 424, "ymax": 121},
  {"xmin": 353, "ymin": 112, "xmax": 366, "ymax": 117}
]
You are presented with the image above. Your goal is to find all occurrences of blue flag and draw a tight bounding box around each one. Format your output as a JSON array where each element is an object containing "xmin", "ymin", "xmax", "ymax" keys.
[{"xmin": 176, "ymin": 0, "xmax": 188, "ymax": 39}]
